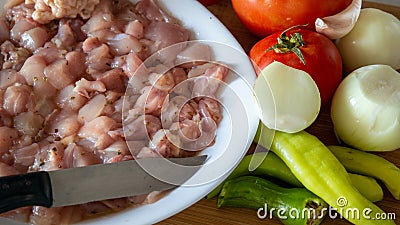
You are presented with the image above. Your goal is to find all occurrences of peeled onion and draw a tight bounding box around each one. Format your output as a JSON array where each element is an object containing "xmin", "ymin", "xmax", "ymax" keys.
[
  {"xmin": 335, "ymin": 8, "xmax": 400, "ymax": 72},
  {"xmin": 331, "ymin": 64, "xmax": 400, "ymax": 151},
  {"xmin": 254, "ymin": 61, "xmax": 321, "ymax": 133}
]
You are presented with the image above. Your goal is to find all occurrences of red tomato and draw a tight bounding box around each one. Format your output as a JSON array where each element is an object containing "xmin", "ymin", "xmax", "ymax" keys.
[
  {"xmin": 250, "ymin": 29, "xmax": 343, "ymax": 105},
  {"xmin": 198, "ymin": 0, "xmax": 220, "ymax": 6},
  {"xmin": 232, "ymin": 0, "xmax": 352, "ymax": 37}
]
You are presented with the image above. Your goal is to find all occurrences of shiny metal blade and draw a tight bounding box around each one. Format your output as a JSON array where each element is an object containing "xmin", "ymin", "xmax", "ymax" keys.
[{"xmin": 49, "ymin": 155, "xmax": 207, "ymax": 207}]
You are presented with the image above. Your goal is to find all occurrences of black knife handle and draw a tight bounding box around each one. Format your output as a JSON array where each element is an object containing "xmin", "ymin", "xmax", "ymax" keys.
[{"xmin": 0, "ymin": 171, "xmax": 53, "ymax": 213}]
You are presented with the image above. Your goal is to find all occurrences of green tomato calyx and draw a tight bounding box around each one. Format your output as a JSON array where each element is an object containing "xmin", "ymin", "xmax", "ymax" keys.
[{"xmin": 266, "ymin": 24, "xmax": 308, "ymax": 65}]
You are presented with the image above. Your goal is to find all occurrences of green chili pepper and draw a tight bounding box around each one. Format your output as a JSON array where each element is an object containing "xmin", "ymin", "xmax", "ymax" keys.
[
  {"xmin": 206, "ymin": 152, "xmax": 303, "ymax": 199},
  {"xmin": 328, "ymin": 145, "xmax": 400, "ymax": 200},
  {"xmin": 255, "ymin": 126, "xmax": 395, "ymax": 225},
  {"xmin": 347, "ymin": 173, "xmax": 383, "ymax": 202},
  {"xmin": 218, "ymin": 176, "xmax": 327, "ymax": 225},
  {"xmin": 207, "ymin": 152, "xmax": 383, "ymax": 202}
]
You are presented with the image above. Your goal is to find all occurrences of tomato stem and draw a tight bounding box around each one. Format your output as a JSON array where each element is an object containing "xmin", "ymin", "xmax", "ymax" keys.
[{"xmin": 266, "ymin": 24, "xmax": 309, "ymax": 65}]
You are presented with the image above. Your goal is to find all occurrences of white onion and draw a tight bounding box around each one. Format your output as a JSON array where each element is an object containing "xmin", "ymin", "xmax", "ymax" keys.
[
  {"xmin": 331, "ymin": 64, "xmax": 400, "ymax": 151},
  {"xmin": 335, "ymin": 8, "xmax": 400, "ymax": 73},
  {"xmin": 254, "ymin": 61, "xmax": 321, "ymax": 133}
]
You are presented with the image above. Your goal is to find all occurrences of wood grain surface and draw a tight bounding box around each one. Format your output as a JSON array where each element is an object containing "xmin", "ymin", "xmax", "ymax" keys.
[{"xmin": 159, "ymin": 1, "xmax": 400, "ymax": 224}]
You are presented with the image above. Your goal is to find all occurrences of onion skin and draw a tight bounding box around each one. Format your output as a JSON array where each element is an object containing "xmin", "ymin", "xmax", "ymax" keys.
[{"xmin": 331, "ymin": 65, "xmax": 400, "ymax": 151}]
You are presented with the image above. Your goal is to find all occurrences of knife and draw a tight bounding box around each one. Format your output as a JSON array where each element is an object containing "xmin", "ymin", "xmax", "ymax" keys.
[{"xmin": 0, "ymin": 155, "xmax": 207, "ymax": 214}]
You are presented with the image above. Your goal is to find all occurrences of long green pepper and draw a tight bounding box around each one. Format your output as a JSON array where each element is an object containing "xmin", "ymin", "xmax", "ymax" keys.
[
  {"xmin": 218, "ymin": 176, "xmax": 327, "ymax": 225},
  {"xmin": 255, "ymin": 125, "xmax": 395, "ymax": 225},
  {"xmin": 207, "ymin": 152, "xmax": 383, "ymax": 202},
  {"xmin": 328, "ymin": 145, "xmax": 400, "ymax": 200},
  {"xmin": 206, "ymin": 152, "xmax": 303, "ymax": 199}
]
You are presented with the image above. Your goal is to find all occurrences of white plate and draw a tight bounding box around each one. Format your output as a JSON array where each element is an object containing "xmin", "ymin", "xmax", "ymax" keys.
[{"xmin": 0, "ymin": 1, "xmax": 259, "ymax": 224}]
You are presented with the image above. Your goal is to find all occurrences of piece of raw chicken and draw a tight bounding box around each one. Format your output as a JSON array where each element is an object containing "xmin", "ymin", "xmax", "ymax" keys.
[{"xmin": 27, "ymin": 0, "xmax": 101, "ymax": 24}]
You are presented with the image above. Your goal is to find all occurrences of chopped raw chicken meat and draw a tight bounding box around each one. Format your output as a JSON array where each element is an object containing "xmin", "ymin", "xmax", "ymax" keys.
[
  {"xmin": 10, "ymin": 19, "xmax": 36, "ymax": 42},
  {"xmin": 19, "ymin": 55, "xmax": 46, "ymax": 85},
  {"xmin": 29, "ymin": 0, "xmax": 101, "ymax": 24},
  {"xmin": 2, "ymin": 84, "xmax": 34, "ymax": 116},
  {"xmin": 20, "ymin": 27, "xmax": 50, "ymax": 51},
  {"xmin": 0, "ymin": 0, "xmax": 229, "ymax": 224},
  {"xmin": 73, "ymin": 78, "xmax": 106, "ymax": 98},
  {"xmin": 5, "ymin": 3, "xmax": 34, "ymax": 23},
  {"xmin": 1, "ymin": 41, "xmax": 31, "ymax": 70},
  {"xmin": 0, "ymin": 127, "xmax": 19, "ymax": 154}
]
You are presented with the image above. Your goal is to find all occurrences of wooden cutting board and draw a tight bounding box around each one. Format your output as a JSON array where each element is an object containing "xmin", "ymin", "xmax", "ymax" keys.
[{"xmin": 159, "ymin": 1, "xmax": 400, "ymax": 224}]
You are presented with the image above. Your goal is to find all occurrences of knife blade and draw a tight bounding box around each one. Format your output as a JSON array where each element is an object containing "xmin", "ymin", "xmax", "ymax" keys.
[{"xmin": 0, "ymin": 155, "xmax": 207, "ymax": 214}]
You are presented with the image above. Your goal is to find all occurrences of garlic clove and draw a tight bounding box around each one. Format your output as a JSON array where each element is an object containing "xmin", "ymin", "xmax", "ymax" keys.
[{"xmin": 315, "ymin": 0, "xmax": 362, "ymax": 40}]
